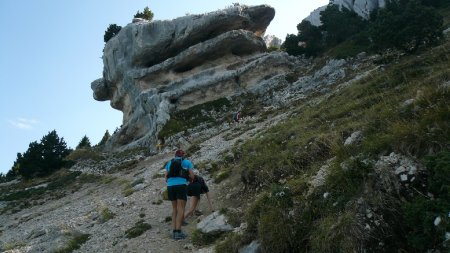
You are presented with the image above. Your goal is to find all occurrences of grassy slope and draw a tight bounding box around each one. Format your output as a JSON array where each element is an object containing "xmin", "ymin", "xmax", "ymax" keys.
[{"xmin": 215, "ymin": 38, "xmax": 450, "ymax": 252}]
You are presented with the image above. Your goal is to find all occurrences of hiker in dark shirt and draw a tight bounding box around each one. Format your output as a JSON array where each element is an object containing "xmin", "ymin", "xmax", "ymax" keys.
[{"xmin": 184, "ymin": 175, "xmax": 213, "ymax": 219}]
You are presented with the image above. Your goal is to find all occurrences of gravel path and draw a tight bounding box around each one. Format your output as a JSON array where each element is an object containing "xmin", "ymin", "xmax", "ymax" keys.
[{"xmin": 0, "ymin": 111, "xmax": 288, "ymax": 253}]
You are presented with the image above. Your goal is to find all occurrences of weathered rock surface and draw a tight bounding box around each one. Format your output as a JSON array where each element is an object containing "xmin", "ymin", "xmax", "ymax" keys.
[
  {"xmin": 304, "ymin": 5, "xmax": 328, "ymax": 26},
  {"xmin": 332, "ymin": 0, "xmax": 385, "ymax": 19},
  {"xmin": 305, "ymin": 0, "xmax": 386, "ymax": 26},
  {"xmin": 196, "ymin": 211, "xmax": 233, "ymax": 234},
  {"xmin": 102, "ymin": 5, "xmax": 274, "ymax": 82},
  {"xmin": 92, "ymin": 4, "xmax": 300, "ymax": 151}
]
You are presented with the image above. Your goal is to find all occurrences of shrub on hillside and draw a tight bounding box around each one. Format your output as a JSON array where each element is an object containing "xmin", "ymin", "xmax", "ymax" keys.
[
  {"xmin": 65, "ymin": 148, "xmax": 103, "ymax": 162},
  {"xmin": 124, "ymin": 220, "xmax": 151, "ymax": 238},
  {"xmin": 282, "ymin": 34, "xmax": 303, "ymax": 56},
  {"xmin": 400, "ymin": 151, "xmax": 450, "ymax": 251}
]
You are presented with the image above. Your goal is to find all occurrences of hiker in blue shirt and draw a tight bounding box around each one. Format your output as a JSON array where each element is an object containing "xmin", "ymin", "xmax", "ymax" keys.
[{"xmin": 164, "ymin": 149, "xmax": 194, "ymax": 240}]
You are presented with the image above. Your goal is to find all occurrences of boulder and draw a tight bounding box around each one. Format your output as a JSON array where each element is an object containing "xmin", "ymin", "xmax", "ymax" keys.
[
  {"xmin": 196, "ymin": 211, "xmax": 233, "ymax": 234},
  {"xmin": 344, "ymin": 131, "xmax": 363, "ymax": 146},
  {"xmin": 102, "ymin": 5, "xmax": 275, "ymax": 84}
]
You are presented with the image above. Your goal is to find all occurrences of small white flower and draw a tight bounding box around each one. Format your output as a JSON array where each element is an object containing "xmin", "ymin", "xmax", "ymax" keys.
[{"xmin": 434, "ymin": 216, "xmax": 441, "ymax": 226}]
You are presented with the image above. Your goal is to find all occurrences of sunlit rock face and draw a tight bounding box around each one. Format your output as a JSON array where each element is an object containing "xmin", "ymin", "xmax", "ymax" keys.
[
  {"xmin": 305, "ymin": 0, "xmax": 386, "ymax": 26},
  {"xmin": 332, "ymin": 0, "xmax": 385, "ymax": 19},
  {"xmin": 91, "ymin": 5, "xmax": 296, "ymax": 150}
]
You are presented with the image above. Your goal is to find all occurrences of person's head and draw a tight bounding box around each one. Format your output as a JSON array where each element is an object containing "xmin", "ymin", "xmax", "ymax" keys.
[{"xmin": 175, "ymin": 149, "xmax": 185, "ymax": 158}]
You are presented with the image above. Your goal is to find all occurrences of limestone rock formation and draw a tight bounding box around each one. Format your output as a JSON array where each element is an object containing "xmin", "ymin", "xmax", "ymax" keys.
[
  {"xmin": 197, "ymin": 211, "xmax": 233, "ymax": 234},
  {"xmin": 332, "ymin": 0, "xmax": 385, "ymax": 19},
  {"xmin": 92, "ymin": 5, "xmax": 297, "ymax": 150},
  {"xmin": 305, "ymin": 0, "xmax": 386, "ymax": 26},
  {"xmin": 304, "ymin": 6, "xmax": 328, "ymax": 26}
]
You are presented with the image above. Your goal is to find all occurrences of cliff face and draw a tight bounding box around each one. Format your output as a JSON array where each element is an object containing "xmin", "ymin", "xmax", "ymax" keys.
[
  {"xmin": 92, "ymin": 5, "xmax": 296, "ymax": 150},
  {"xmin": 332, "ymin": 0, "xmax": 385, "ymax": 18},
  {"xmin": 305, "ymin": 0, "xmax": 386, "ymax": 26}
]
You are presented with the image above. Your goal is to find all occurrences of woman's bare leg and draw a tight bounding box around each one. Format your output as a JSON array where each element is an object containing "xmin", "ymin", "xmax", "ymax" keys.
[{"xmin": 184, "ymin": 196, "xmax": 200, "ymax": 219}]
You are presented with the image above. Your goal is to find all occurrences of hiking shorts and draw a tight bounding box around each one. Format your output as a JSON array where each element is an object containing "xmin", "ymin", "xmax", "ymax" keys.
[
  {"xmin": 167, "ymin": 184, "xmax": 187, "ymax": 201},
  {"xmin": 187, "ymin": 182, "xmax": 202, "ymax": 199}
]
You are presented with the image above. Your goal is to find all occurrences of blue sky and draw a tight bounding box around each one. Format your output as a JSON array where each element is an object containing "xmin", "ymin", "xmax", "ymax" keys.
[{"xmin": 0, "ymin": 0, "xmax": 329, "ymax": 175}]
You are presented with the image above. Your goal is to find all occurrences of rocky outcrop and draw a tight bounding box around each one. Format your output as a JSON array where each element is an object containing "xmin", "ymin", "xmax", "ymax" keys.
[
  {"xmin": 197, "ymin": 211, "xmax": 233, "ymax": 234},
  {"xmin": 305, "ymin": 0, "xmax": 386, "ymax": 26},
  {"xmin": 92, "ymin": 5, "xmax": 297, "ymax": 150},
  {"xmin": 304, "ymin": 6, "xmax": 328, "ymax": 26},
  {"xmin": 332, "ymin": 0, "xmax": 385, "ymax": 19}
]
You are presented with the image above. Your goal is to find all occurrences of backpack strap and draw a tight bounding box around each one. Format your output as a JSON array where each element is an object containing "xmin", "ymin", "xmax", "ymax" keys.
[{"xmin": 167, "ymin": 158, "xmax": 189, "ymax": 179}]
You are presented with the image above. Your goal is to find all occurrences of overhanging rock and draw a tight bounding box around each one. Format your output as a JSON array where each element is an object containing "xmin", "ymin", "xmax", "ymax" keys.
[{"xmin": 91, "ymin": 5, "xmax": 297, "ymax": 150}]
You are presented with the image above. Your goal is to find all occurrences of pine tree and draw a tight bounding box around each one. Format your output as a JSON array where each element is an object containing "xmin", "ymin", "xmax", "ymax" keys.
[
  {"xmin": 104, "ymin": 24, "xmax": 122, "ymax": 43},
  {"xmin": 97, "ymin": 130, "xmax": 111, "ymax": 147},
  {"xmin": 134, "ymin": 6, "xmax": 154, "ymax": 21},
  {"xmin": 320, "ymin": 5, "xmax": 368, "ymax": 48},
  {"xmin": 76, "ymin": 135, "xmax": 91, "ymax": 149},
  {"xmin": 14, "ymin": 130, "xmax": 70, "ymax": 178},
  {"xmin": 142, "ymin": 7, "xmax": 154, "ymax": 21}
]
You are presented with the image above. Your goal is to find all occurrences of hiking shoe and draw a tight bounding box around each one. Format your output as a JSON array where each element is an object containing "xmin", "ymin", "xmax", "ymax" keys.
[
  {"xmin": 194, "ymin": 210, "xmax": 203, "ymax": 216},
  {"xmin": 182, "ymin": 220, "xmax": 188, "ymax": 226},
  {"xmin": 174, "ymin": 231, "xmax": 187, "ymax": 240}
]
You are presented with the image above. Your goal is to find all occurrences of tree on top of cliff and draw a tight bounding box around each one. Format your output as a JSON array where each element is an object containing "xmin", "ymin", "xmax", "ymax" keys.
[
  {"xmin": 104, "ymin": 24, "xmax": 122, "ymax": 43},
  {"xmin": 134, "ymin": 6, "xmax": 154, "ymax": 21}
]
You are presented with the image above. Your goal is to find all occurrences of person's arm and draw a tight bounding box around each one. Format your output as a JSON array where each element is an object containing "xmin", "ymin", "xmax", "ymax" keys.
[
  {"xmin": 185, "ymin": 159, "xmax": 195, "ymax": 181},
  {"xmin": 164, "ymin": 161, "xmax": 169, "ymax": 182},
  {"xmin": 205, "ymin": 192, "xmax": 214, "ymax": 212},
  {"xmin": 188, "ymin": 169, "xmax": 195, "ymax": 181}
]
